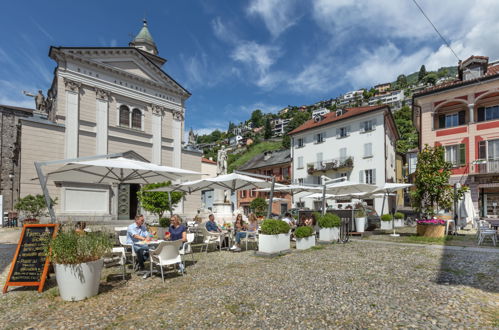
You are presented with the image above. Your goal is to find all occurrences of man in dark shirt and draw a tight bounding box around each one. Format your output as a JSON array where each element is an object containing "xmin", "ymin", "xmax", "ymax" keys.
[{"xmin": 205, "ymin": 214, "xmax": 221, "ymax": 232}]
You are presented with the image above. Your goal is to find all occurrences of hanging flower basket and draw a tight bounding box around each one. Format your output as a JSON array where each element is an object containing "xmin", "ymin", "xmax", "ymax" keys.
[{"xmin": 416, "ymin": 219, "xmax": 446, "ymax": 238}]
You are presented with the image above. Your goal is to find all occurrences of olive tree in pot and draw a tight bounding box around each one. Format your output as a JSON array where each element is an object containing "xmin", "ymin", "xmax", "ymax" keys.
[
  {"xmin": 258, "ymin": 219, "xmax": 291, "ymax": 254},
  {"xmin": 15, "ymin": 194, "xmax": 57, "ymax": 224},
  {"xmin": 156, "ymin": 217, "xmax": 171, "ymax": 240},
  {"xmin": 318, "ymin": 213, "xmax": 341, "ymax": 242},
  {"xmin": 354, "ymin": 207, "xmax": 367, "ymax": 233},
  {"xmin": 393, "ymin": 212, "xmax": 404, "ymax": 228},
  {"xmin": 295, "ymin": 226, "xmax": 315, "ymax": 250},
  {"xmin": 47, "ymin": 228, "xmax": 113, "ymax": 301},
  {"xmin": 380, "ymin": 214, "xmax": 393, "ymax": 230}
]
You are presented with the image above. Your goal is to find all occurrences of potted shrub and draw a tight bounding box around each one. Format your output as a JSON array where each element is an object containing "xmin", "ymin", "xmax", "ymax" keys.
[
  {"xmin": 416, "ymin": 218, "xmax": 446, "ymax": 237},
  {"xmin": 156, "ymin": 217, "xmax": 170, "ymax": 239},
  {"xmin": 393, "ymin": 212, "xmax": 404, "ymax": 228},
  {"xmin": 47, "ymin": 227, "xmax": 113, "ymax": 301},
  {"xmin": 318, "ymin": 213, "xmax": 340, "ymax": 242},
  {"xmin": 295, "ymin": 226, "xmax": 315, "ymax": 250},
  {"xmin": 380, "ymin": 214, "xmax": 393, "ymax": 230},
  {"xmin": 354, "ymin": 208, "xmax": 367, "ymax": 233},
  {"xmin": 258, "ymin": 219, "xmax": 291, "ymax": 254},
  {"xmin": 15, "ymin": 194, "xmax": 57, "ymax": 224}
]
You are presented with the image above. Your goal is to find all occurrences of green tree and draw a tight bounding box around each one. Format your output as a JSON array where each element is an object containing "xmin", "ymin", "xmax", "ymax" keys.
[
  {"xmin": 285, "ymin": 111, "xmax": 311, "ymax": 134},
  {"xmin": 282, "ymin": 134, "xmax": 291, "ymax": 149},
  {"xmin": 437, "ymin": 67, "xmax": 449, "ymax": 78},
  {"xmin": 393, "ymin": 105, "xmax": 418, "ymax": 153},
  {"xmin": 411, "ymin": 145, "xmax": 467, "ymax": 216},
  {"xmin": 418, "ymin": 65, "xmax": 427, "ymax": 82},
  {"xmin": 250, "ymin": 197, "xmax": 268, "ymax": 217},
  {"xmin": 423, "ymin": 73, "xmax": 438, "ymax": 86},
  {"xmin": 396, "ymin": 74, "xmax": 408, "ymax": 88},
  {"xmin": 251, "ymin": 109, "xmax": 264, "ymax": 128},
  {"xmin": 264, "ymin": 117, "xmax": 272, "ymax": 139},
  {"xmin": 137, "ymin": 182, "xmax": 183, "ymax": 219},
  {"xmin": 15, "ymin": 194, "xmax": 57, "ymax": 219}
]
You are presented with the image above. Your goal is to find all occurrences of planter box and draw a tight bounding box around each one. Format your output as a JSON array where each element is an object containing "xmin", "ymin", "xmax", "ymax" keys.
[
  {"xmin": 355, "ymin": 217, "xmax": 366, "ymax": 233},
  {"xmin": 258, "ymin": 233, "xmax": 290, "ymax": 254},
  {"xmin": 394, "ymin": 219, "xmax": 404, "ymax": 228},
  {"xmin": 380, "ymin": 221, "xmax": 393, "ymax": 230},
  {"xmin": 55, "ymin": 259, "xmax": 104, "ymax": 301},
  {"xmin": 319, "ymin": 227, "xmax": 339, "ymax": 242},
  {"xmin": 417, "ymin": 224, "xmax": 445, "ymax": 238},
  {"xmin": 296, "ymin": 236, "xmax": 315, "ymax": 250}
]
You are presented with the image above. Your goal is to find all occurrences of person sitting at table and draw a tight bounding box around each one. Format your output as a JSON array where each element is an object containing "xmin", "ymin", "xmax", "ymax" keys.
[
  {"xmin": 230, "ymin": 213, "xmax": 258, "ymax": 251},
  {"xmin": 282, "ymin": 212, "xmax": 295, "ymax": 227},
  {"xmin": 206, "ymin": 214, "xmax": 222, "ymax": 232},
  {"xmin": 127, "ymin": 214, "xmax": 150, "ymax": 271},
  {"xmin": 165, "ymin": 214, "xmax": 187, "ymax": 273},
  {"xmin": 75, "ymin": 221, "xmax": 87, "ymax": 234}
]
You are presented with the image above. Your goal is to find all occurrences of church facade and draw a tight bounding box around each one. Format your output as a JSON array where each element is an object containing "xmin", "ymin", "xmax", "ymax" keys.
[{"xmin": 7, "ymin": 21, "xmax": 201, "ymax": 220}]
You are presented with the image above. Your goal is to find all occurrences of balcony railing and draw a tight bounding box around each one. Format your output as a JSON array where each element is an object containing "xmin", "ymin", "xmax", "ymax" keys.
[
  {"xmin": 307, "ymin": 157, "xmax": 354, "ymax": 174},
  {"xmin": 476, "ymin": 159, "xmax": 499, "ymax": 174}
]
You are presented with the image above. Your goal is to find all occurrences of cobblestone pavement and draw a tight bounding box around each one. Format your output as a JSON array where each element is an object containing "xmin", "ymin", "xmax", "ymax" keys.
[{"xmin": 0, "ymin": 229, "xmax": 498, "ymax": 329}]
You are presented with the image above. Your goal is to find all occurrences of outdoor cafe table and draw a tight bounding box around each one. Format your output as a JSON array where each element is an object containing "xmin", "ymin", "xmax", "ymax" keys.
[{"xmin": 484, "ymin": 219, "xmax": 499, "ymax": 230}]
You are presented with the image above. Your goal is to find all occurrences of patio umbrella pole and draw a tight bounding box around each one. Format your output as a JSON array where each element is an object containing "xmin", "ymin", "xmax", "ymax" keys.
[
  {"xmin": 389, "ymin": 192, "xmax": 400, "ymax": 237},
  {"xmin": 322, "ymin": 184, "xmax": 327, "ymax": 215},
  {"xmin": 168, "ymin": 192, "xmax": 172, "ymax": 218}
]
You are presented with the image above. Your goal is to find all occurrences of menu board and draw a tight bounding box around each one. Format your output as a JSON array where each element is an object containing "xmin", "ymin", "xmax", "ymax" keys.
[{"xmin": 3, "ymin": 224, "xmax": 58, "ymax": 293}]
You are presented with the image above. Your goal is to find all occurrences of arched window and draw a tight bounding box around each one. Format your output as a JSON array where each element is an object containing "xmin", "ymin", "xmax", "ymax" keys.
[
  {"xmin": 132, "ymin": 108, "xmax": 142, "ymax": 129},
  {"xmin": 119, "ymin": 105, "xmax": 130, "ymax": 127}
]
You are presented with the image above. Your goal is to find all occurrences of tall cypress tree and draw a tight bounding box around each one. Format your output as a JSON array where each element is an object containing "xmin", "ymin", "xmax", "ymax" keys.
[{"xmin": 418, "ymin": 65, "xmax": 427, "ymax": 82}]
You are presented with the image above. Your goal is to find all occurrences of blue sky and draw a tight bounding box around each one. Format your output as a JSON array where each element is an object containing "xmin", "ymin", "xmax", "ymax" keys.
[{"xmin": 1, "ymin": 0, "xmax": 499, "ymax": 136}]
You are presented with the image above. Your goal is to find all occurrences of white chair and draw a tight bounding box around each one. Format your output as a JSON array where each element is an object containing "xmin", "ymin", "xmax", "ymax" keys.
[
  {"xmin": 200, "ymin": 227, "xmax": 225, "ymax": 253},
  {"xmin": 119, "ymin": 235, "xmax": 136, "ymax": 266},
  {"xmin": 241, "ymin": 231, "xmax": 258, "ymax": 250},
  {"xmin": 103, "ymin": 247, "xmax": 127, "ymax": 280},
  {"xmin": 179, "ymin": 232, "xmax": 195, "ymax": 261},
  {"xmin": 477, "ymin": 220, "xmax": 497, "ymax": 246},
  {"xmin": 149, "ymin": 240, "xmax": 183, "ymax": 282}
]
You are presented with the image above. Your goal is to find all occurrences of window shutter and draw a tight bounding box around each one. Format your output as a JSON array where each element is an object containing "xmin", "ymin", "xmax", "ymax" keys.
[
  {"xmin": 359, "ymin": 170, "xmax": 364, "ymax": 183},
  {"xmin": 478, "ymin": 140, "xmax": 486, "ymax": 159},
  {"xmin": 438, "ymin": 115, "xmax": 445, "ymax": 128},
  {"xmin": 372, "ymin": 169, "xmax": 376, "ymax": 185},
  {"xmin": 346, "ymin": 126, "xmax": 351, "ymax": 135},
  {"xmin": 459, "ymin": 144, "xmax": 466, "ymax": 166},
  {"xmin": 458, "ymin": 110, "xmax": 465, "ymax": 125},
  {"xmin": 336, "ymin": 128, "xmax": 340, "ymax": 138},
  {"xmin": 477, "ymin": 107, "xmax": 485, "ymax": 122},
  {"xmin": 372, "ymin": 118, "xmax": 377, "ymax": 129},
  {"xmin": 359, "ymin": 122, "xmax": 365, "ymax": 133}
]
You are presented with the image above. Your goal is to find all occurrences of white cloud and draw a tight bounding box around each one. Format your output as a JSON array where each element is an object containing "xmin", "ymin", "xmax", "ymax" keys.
[
  {"xmin": 238, "ymin": 102, "xmax": 282, "ymax": 114},
  {"xmin": 247, "ymin": 0, "xmax": 300, "ymax": 38},
  {"xmin": 0, "ymin": 80, "xmax": 37, "ymax": 109},
  {"xmin": 211, "ymin": 17, "xmax": 238, "ymax": 44}
]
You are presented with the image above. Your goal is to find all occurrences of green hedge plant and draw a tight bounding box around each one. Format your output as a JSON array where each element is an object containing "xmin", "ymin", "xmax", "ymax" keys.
[
  {"xmin": 354, "ymin": 209, "xmax": 366, "ymax": 218},
  {"xmin": 260, "ymin": 219, "xmax": 290, "ymax": 235},
  {"xmin": 159, "ymin": 217, "xmax": 171, "ymax": 228},
  {"xmin": 295, "ymin": 226, "xmax": 314, "ymax": 238},
  {"xmin": 381, "ymin": 214, "xmax": 393, "ymax": 221},
  {"xmin": 318, "ymin": 213, "xmax": 341, "ymax": 228},
  {"xmin": 394, "ymin": 212, "xmax": 404, "ymax": 220},
  {"xmin": 47, "ymin": 228, "xmax": 113, "ymax": 264}
]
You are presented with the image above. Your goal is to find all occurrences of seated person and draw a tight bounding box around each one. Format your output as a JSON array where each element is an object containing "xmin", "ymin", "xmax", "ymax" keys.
[
  {"xmin": 75, "ymin": 221, "xmax": 86, "ymax": 234},
  {"xmin": 126, "ymin": 214, "xmax": 150, "ymax": 271},
  {"xmin": 205, "ymin": 214, "xmax": 222, "ymax": 232},
  {"xmin": 282, "ymin": 212, "xmax": 295, "ymax": 227},
  {"xmin": 165, "ymin": 214, "xmax": 187, "ymax": 273},
  {"xmin": 231, "ymin": 213, "xmax": 258, "ymax": 252}
]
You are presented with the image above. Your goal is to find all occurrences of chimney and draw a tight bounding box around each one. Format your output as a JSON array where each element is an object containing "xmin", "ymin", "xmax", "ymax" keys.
[{"xmin": 459, "ymin": 55, "xmax": 489, "ymax": 81}]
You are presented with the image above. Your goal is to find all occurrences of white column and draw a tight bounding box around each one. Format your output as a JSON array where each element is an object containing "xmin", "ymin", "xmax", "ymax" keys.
[
  {"xmin": 151, "ymin": 110, "xmax": 163, "ymax": 165},
  {"xmin": 172, "ymin": 111, "xmax": 182, "ymax": 168},
  {"xmin": 63, "ymin": 78, "xmax": 81, "ymax": 159},
  {"xmin": 95, "ymin": 88, "xmax": 110, "ymax": 155},
  {"xmin": 468, "ymin": 103, "xmax": 474, "ymax": 123}
]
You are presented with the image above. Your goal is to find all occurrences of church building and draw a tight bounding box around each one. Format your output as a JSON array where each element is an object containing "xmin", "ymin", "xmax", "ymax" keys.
[{"xmin": 1, "ymin": 20, "xmax": 201, "ymax": 221}]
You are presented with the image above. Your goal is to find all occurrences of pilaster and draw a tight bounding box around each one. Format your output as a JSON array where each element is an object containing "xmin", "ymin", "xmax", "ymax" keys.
[{"xmin": 63, "ymin": 78, "xmax": 81, "ymax": 158}]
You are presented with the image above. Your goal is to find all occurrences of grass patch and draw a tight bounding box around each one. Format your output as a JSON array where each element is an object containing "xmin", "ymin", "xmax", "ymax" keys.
[
  {"xmin": 310, "ymin": 245, "xmax": 325, "ymax": 250},
  {"xmin": 404, "ymin": 235, "xmax": 453, "ymax": 245},
  {"xmin": 441, "ymin": 267, "xmax": 467, "ymax": 276},
  {"xmin": 228, "ymin": 141, "xmax": 282, "ymax": 172}
]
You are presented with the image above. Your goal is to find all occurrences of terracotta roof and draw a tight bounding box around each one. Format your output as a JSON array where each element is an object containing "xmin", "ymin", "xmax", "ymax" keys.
[
  {"xmin": 288, "ymin": 105, "xmax": 388, "ymax": 135},
  {"xmin": 414, "ymin": 64, "xmax": 499, "ymax": 97},
  {"xmin": 201, "ymin": 157, "xmax": 216, "ymax": 164}
]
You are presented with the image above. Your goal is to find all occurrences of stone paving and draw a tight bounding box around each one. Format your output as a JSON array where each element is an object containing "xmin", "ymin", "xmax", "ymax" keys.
[{"xmin": 0, "ymin": 228, "xmax": 498, "ymax": 329}]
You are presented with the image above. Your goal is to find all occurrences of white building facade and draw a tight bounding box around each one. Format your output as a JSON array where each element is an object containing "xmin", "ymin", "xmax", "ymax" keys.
[{"xmin": 289, "ymin": 105, "xmax": 399, "ymax": 215}]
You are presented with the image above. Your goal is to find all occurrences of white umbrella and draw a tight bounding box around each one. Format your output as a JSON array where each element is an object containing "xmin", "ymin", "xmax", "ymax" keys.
[
  {"xmin": 459, "ymin": 190, "xmax": 476, "ymax": 228},
  {"xmin": 46, "ymin": 157, "xmax": 201, "ymax": 184},
  {"xmin": 373, "ymin": 182, "xmax": 413, "ymax": 237},
  {"xmin": 173, "ymin": 172, "xmax": 273, "ymax": 193},
  {"xmin": 325, "ymin": 180, "xmax": 378, "ymax": 195},
  {"xmin": 256, "ymin": 184, "xmax": 322, "ymax": 194},
  {"xmin": 266, "ymin": 198, "xmax": 288, "ymax": 202},
  {"xmin": 304, "ymin": 193, "xmax": 339, "ymax": 199}
]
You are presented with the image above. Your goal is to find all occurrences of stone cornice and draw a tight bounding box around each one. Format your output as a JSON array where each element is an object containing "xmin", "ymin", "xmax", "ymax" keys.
[
  {"xmin": 63, "ymin": 78, "xmax": 81, "ymax": 92},
  {"xmin": 151, "ymin": 104, "xmax": 166, "ymax": 116},
  {"xmin": 95, "ymin": 87, "xmax": 111, "ymax": 101}
]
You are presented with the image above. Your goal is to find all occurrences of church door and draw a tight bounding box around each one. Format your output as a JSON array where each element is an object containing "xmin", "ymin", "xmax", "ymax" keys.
[{"xmin": 118, "ymin": 184, "xmax": 141, "ymax": 220}]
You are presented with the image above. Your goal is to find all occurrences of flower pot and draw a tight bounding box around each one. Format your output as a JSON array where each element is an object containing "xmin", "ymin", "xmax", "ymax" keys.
[
  {"xmin": 258, "ymin": 233, "xmax": 290, "ymax": 254},
  {"xmin": 380, "ymin": 220, "xmax": 393, "ymax": 230},
  {"xmin": 319, "ymin": 227, "xmax": 339, "ymax": 242},
  {"xmin": 55, "ymin": 259, "xmax": 104, "ymax": 301},
  {"xmin": 394, "ymin": 219, "xmax": 404, "ymax": 228},
  {"xmin": 417, "ymin": 224, "xmax": 445, "ymax": 238},
  {"xmin": 296, "ymin": 236, "xmax": 315, "ymax": 250},
  {"xmin": 355, "ymin": 217, "xmax": 366, "ymax": 233},
  {"xmin": 23, "ymin": 218, "xmax": 39, "ymax": 225}
]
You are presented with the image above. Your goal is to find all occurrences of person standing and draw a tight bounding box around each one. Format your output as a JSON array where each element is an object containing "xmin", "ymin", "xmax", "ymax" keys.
[{"xmin": 127, "ymin": 214, "xmax": 150, "ymax": 271}]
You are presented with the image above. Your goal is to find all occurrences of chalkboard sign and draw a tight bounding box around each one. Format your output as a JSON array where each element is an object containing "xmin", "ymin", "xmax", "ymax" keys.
[{"xmin": 3, "ymin": 224, "xmax": 58, "ymax": 293}]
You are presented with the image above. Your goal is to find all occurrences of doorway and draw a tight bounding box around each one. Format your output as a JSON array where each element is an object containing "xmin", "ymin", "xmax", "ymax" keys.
[{"xmin": 117, "ymin": 183, "xmax": 141, "ymax": 220}]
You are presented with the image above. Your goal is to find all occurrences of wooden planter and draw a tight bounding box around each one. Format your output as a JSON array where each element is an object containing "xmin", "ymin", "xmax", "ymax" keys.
[{"xmin": 416, "ymin": 224, "xmax": 445, "ymax": 238}]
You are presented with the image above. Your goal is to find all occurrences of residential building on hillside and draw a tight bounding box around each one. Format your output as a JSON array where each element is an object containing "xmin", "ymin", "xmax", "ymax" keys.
[
  {"xmin": 413, "ymin": 55, "xmax": 499, "ymax": 218},
  {"xmin": 237, "ymin": 149, "xmax": 292, "ymax": 215},
  {"xmin": 278, "ymin": 107, "xmax": 289, "ymax": 116},
  {"xmin": 368, "ymin": 90, "xmax": 406, "ymax": 110},
  {"xmin": 374, "ymin": 83, "xmax": 391, "ymax": 94},
  {"xmin": 289, "ymin": 105, "xmax": 399, "ymax": 215},
  {"xmin": 337, "ymin": 90, "xmax": 364, "ymax": 106},
  {"xmin": 312, "ymin": 108, "xmax": 330, "ymax": 118},
  {"xmin": 271, "ymin": 118, "xmax": 290, "ymax": 136},
  {"xmin": 0, "ymin": 20, "xmax": 202, "ymax": 221}
]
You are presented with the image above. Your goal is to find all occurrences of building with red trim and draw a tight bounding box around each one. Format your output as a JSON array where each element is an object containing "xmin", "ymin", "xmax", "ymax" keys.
[{"xmin": 413, "ymin": 55, "xmax": 499, "ymax": 217}]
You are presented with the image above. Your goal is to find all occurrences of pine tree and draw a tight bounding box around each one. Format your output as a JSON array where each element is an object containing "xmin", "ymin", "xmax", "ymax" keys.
[
  {"xmin": 418, "ymin": 65, "xmax": 427, "ymax": 82},
  {"xmin": 264, "ymin": 117, "xmax": 272, "ymax": 139}
]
